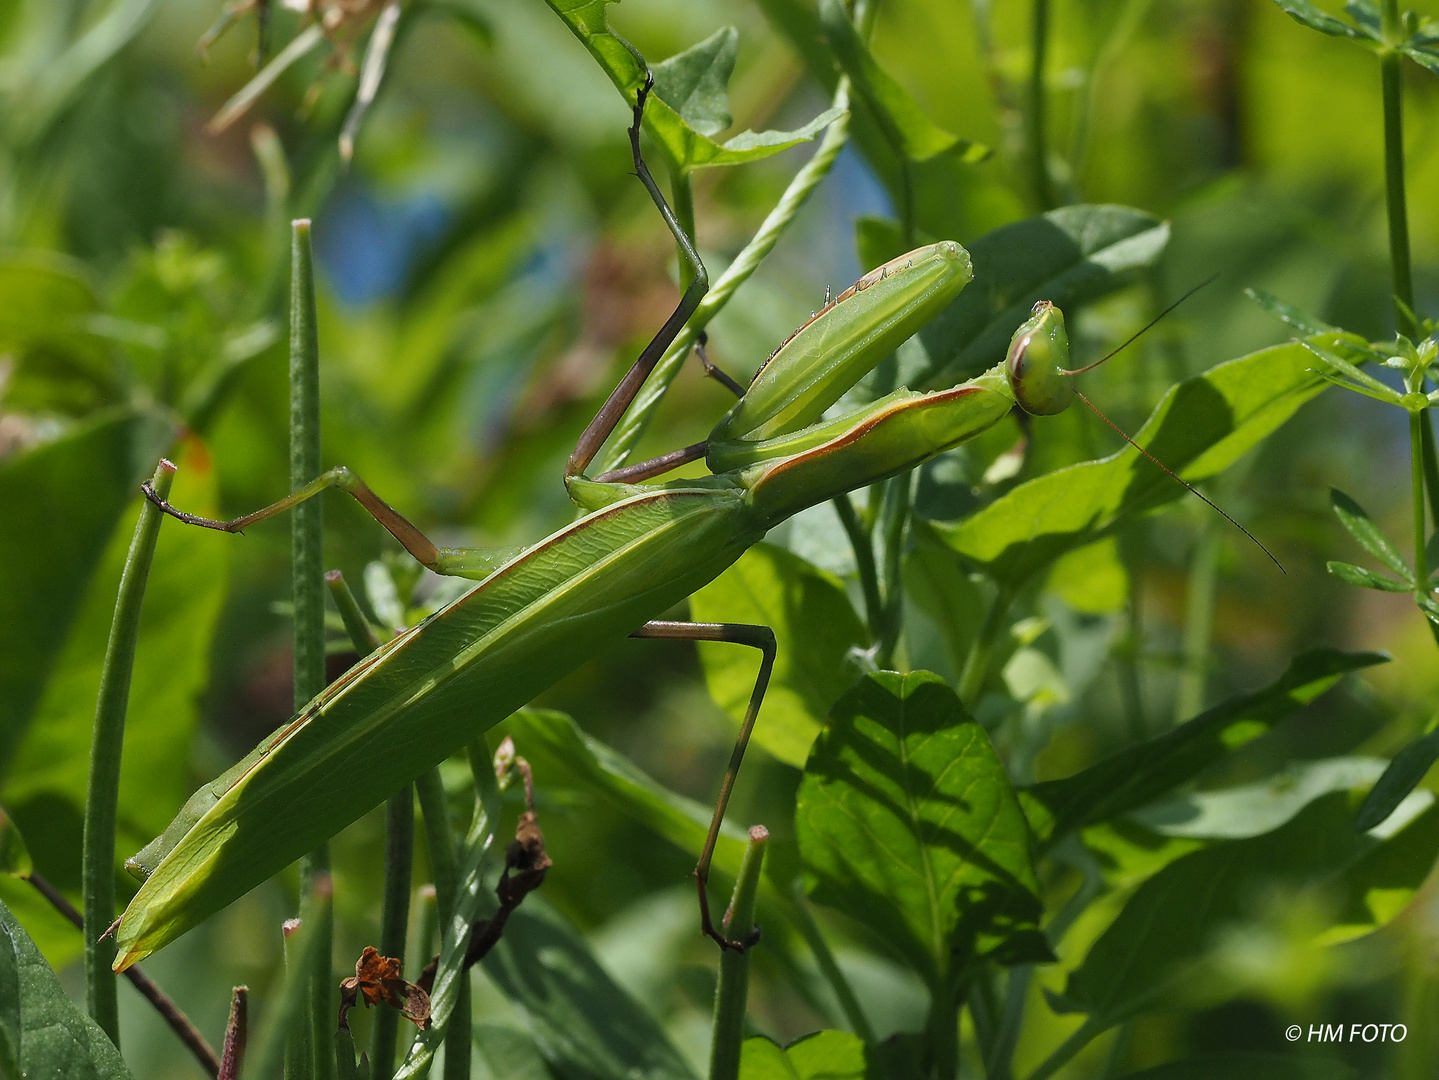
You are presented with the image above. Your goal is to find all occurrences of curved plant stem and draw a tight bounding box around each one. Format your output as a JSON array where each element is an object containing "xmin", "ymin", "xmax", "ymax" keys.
[
  {"xmin": 958, "ymin": 585, "xmax": 1014, "ymax": 706},
  {"xmin": 670, "ymin": 166, "xmax": 697, "ymax": 291},
  {"xmin": 1174, "ymin": 513, "xmax": 1219, "ymax": 723},
  {"xmin": 1412, "ymin": 411, "xmax": 1428, "ymax": 591},
  {"xmin": 834, "ymin": 492, "xmax": 883, "ymax": 640},
  {"xmin": 596, "ymin": 80, "xmax": 851, "ymax": 474},
  {"xmin": 82, "ymin": 456, "xmax": 176, "ymax": 1046},
  {"xmin": 289, "ymin": 219, "xmax": 335, "ymax": 1080},
  {"xmin": 875, "ymin": 474, "xmax": 911, "ymax": 670},
  {"xmin": 709, "ymin": 826, "xmax": 768, "ymax": 1080},
  {"xmin": 1379, "ymin": 0, "xmax": 1416, "ymax": 338}
]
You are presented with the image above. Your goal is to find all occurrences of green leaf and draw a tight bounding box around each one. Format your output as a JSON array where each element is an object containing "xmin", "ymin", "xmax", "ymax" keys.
[
  {"xmin": 913, "ymin": 206, "xmax": 1170, "ymax": 390},
  {"xmin": 1402, "ymin": 42, "xmax": 1439, "ymax": 76},
  {"xmin": 1116, "ymin": 1054, "xmax": 1355, "ymax": 1080},
  {"xmin": 739, "ymin": 1031, "xmax": 872, "ymax": 1080},
  {"xmin": 0, "ymin": 811, "xmax": 31, "ymax": 880},
  {"xmin": 797, "ymin": 672, "xmax": 1050, "ymax": 989},
  {"xmin": 1, "ymin": 436, "xmax": 227, "ymax": 892},
  {"xmin": 482, "ymin": 901, "xmax": 700, "ymax": 1080},
  {"xmin": 541, "ymin": 0, "xmax": 842, "ymax": 173},
  {"xmin": 1354, "ymin": 723, "xmax": 1439, "ymax": 831},
  {"xmin": 0, "ymin": 408, "xmax": 175, "ymax": 783},
  {"xmin": 652, "ymin": 27, "xmax": 736, "ymax": 138},
  {"xmin": 1330, "ymin": 489, "xmax": 1412, "ymax": 581},
  {"xmin": 1243, "ymin": 287, "xmax": 1336, "ymax": 336},
  {"xmin": 0, "ymin": 905, "xmax": 17, "ymax": 1080},
  {"xmin": 692, "ymin": 544, "xmax": 867, "ymax": 768},
  {"xmin": 1044, "ymin": 538, "xmax": 1129, "ymax": 615},
  {"xmin": 1054, "ymin": 794, "xmax": 1370, "ymax": 1030},
  {"xmin": 815, "ymin": 0, "xmax": 986, "ymax": 164},
  {"xmin": 930, "ymin": 335, "xmax": 1362, "ymax": 589},
  {"xmin": 0, "ymin": 898, "xmax": 135, "ymax": 1079},
  {"xmin": 0, "ymin": 253, "xmax": 115, "ymax": 418},
  {"xmin": 502, "ymin": 708, "xmax": 749, "ymax": 880},
  {"xmin": 1326, "ymin": 560, "xmax": 1411, "ymax": 591},
  {"xmin": 1268, "ymin": 0, "xmax": 1374, "ymax": 41},
  {"xmin": 1021, "ymin": 649, "xmax": 1387, "ymax": 849},
  {"xmin": 1420, "ymin": 593, "xmax": 1439, "ymax": 628},
  {"xmin": 1326, "ymin": 798, "xmax": 1439, "ymax": 942}
]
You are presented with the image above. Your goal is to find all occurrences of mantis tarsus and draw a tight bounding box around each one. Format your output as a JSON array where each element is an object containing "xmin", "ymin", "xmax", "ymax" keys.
[{"xmin": 114, "ymin": 74, "xmax": 1253, "ymax": 970}]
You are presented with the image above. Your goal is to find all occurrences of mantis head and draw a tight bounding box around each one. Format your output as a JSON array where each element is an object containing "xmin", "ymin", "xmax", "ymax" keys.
[{"xmin": 1005, "ymin": 300, "xmax": 1075, "ymax": 416}]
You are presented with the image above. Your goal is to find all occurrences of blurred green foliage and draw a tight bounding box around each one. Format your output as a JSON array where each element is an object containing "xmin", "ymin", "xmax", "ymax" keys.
[{"xmin": 2, "ymin": 0, "xmax": 1439, "ymax": 1078}]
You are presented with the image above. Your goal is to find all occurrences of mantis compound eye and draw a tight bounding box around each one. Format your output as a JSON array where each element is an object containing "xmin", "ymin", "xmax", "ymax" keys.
[{"xmin": 1006, "ymin": 300, "xmax": 1076, "ymax": 416}]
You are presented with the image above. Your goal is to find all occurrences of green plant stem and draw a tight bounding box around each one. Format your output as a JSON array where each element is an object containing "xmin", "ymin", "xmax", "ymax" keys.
[
  {"xmin": 1413, "ymin": 411, "xmax": 1428, "ymax": 591},
  {"xmin": 1174, "ymin": 516, "xmax": 1219, "ymax": 724},
  {"xmin": 984, "ymin": 966, "xmax": 1033, "ymax": 1080},
  {"xmin": 1380, "ymin": 0, "xmax": 1416, "ymax": 338},
  {"xmin": 788, "ymin": 882, "xmax": 879, "ymax": 1047},
  {"xmin": 958, "ymin": 586, "xmax": 1013, "ymax": 706},
  {"xmin": 250, "ymin": 879, "xmax": 333, "ymax": 1080},
  {"xmin": 670, "ymin": 166, "xmax": 697, "ymax": 291},
  {"xmin": 875, "ymin": 474, "xmax": 911, "ymax": 670},
  {"xmin": 289, "ymin": 219, "xmax": 335, "ymax": 1080},
  {"xmin": 82, "ymin": 457, "xmax": 176, "ymax": 1045},
  {"xmin": 833, "ymin": 492, "xmax": 884, "ymax": 642},
  {"xmin": 1029, "ymin": 0, "xmax": 1054, "ymax": 210},
  {"xmin": 596, "ymin": 80, "xmax": 851, "ymax": 474},
  {"xmin": 709, "ymin": 826, "xmax": 768, "ymax": 1080},
  {"xmin": 924, "ymin": 976, "xmax": 963, "ymax": 1080},
  {"xmin": 415, "ymin": 768, "xmax": 470, "ymax": 1080},
  {"xmin": 1421, "ymin": 416, "xmax": 1439, "ymax": 532}
]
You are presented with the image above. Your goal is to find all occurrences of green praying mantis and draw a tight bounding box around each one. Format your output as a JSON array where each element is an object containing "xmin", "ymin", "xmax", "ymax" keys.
[{"xmin": 112, "ymin": 76, "xmax": 1254, "ymax": 971}]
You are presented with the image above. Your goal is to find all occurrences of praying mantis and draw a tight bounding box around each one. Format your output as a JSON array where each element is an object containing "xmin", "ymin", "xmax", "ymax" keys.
[{"xmin": 111, "ymin": 76, "xmax": 1220, "ymax": 971}]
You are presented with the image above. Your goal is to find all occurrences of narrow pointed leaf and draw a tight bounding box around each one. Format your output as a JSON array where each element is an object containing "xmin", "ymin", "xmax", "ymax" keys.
[
  {"xmin": 1243, "ymin": 288, "xmax": 1335, "ymax": 336},
  {"xmin": 797, "ymin": 671, "xmax": 1050, "ymax": 989},
  {"xmin": 1021, "ymin": 649, "xmax": 1387, "ymax": 849},
  {"xmin": 1327, "ymin": 560, "xmax": 1411, "ymax": 591},
  {"xmin": 1330, "ymin": 489, "xmax": 1412, "ymax": 581},
  {"xmin": 1269, "ymin": 0, "xmax": 1373, "ymax": 41},
  {"xmin": 1354, "ymin": 724, "xmax": 1439, "ymax": 831},
  {"xmin": 816, "ymin": 0, "xmax": 986, "ymax": 164},
  {"xmin": 1302, "ymin": 340, "xmax": 1393, "ymax": 396},
  {"xmin": 1402, "ymin": 43, "xmax": 1439, "ymax": 76}
]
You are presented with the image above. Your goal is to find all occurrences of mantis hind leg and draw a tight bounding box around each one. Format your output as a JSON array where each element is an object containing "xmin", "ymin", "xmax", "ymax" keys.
[
  {"xmin": 566, "ymin": 73, "xmax": 710, "ymax": 481},
  {"xmin": 630, "ymin": 620, "xmax": 775, "ymax": 952}
]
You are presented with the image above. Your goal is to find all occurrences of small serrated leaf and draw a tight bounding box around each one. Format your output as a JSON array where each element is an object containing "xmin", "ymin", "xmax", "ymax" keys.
[
  {"xmin": 1326, "ymin": 560, "xmax": 1412, "ymax": 592},
  {"xmin": 1330, "ymin": 489, "xmax": 1413, "ymax": 581},
  {"xmin": 1354, "ymin": 722, "xmax": 1439, "ymax": 831}
]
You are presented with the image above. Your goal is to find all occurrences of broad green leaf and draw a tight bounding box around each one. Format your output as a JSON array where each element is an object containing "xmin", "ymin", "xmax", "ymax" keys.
[
  {"xmin": 0, "ymin": 811, "xmax": 31, "ymax": 879},
  {"xmin": 1044, "ymin": 538, "xmax": 1129, "ymax": 615},
  {"xmin": 652, "ymin": 27, "xmax": 736, "ymax": 138},
  {"xmin": 913, "ymin": 207, "xmax": 1169, "ymax": 389},
  {"xmin": 1, "ymin": 435, "xmax": 227, "ymax": 891},
  {"xmin": 0, "ymin": 408, "xmax": 175, "ymax": 783},
  {"xmin": 904, "ymin": 520, "xmax": 984, "ymax": 678},
  {"xmin": 1325, "ymin": 798, "xmax": 1439, "ymax": 942},
  {"xmin": 0, "ymin": 898, "xmax": 134, "ymax": 1080},
  {"xmin": 931, "ymin": 335, "xmax": 1363, "ymax": 588},
  {"xmin": 815, "ymin": 0, "xmax": 986, "ymax": 164},
  {"xmin": 1021, "ymin": 649, "xmax": 1387, "ymax": 849},
  {"xmin": 1116, "ymin": 1054, "xmax": 1355, "ymax": 1080},
  {"xmin": 482, "ymin": 901, "xmax": 699, "ymax": 1080},
  {"xmin": 1330, "ymin": 489, "xmax": 1412, "ymax": 582},
  {"xmin": 1354, "ymin": 721, "xmax": 1439, "ymax": 831},
  {"xmin": 0, "ymin": 903, "xmax": 16, "ymax": 1080},
  {"xmin": 0, "ymin": 253, "xmax": 115, "ymax": 416},
  {"xmin": 739, "ymin": 1031, "xmax": 872, "ymax": 1080},
  {"xmin": 541, "ymin": 0, "xmax": 842, "ymax": 173},
  {"xmin": 502, "ymin": 708, "xmax": 748, "ymax": 880},
  {"xmin": 1054, "ymin": 794, "xmax": 1369, "ymax": 1029},
  {"xmin": 693, "ymin": 544, "xmax": 867, "ymax": 768},
  {"xmin": 797, "ymin": 672, "xmax": 1050, "ymax": 989},
  {"xmin": 1269, "ymin": 0, "xmax": 1374, "ymax": 42},
  {"xmin": 1131, "ymin": 757, "xmax": 1423, "ymax": 840},
  {"xmin": 1326, "ymin": 560, "xmax": 1410, "ymax": 591}
]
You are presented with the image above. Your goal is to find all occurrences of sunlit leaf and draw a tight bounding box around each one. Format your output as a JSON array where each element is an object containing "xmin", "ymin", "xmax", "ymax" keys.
[
  {"xmin": 1330, "ymin": 489, "xmax": 1412, "ymax": 582},
  {"xmin": 1268, "ymin": 0, "xmax": 1375, "ymax": 42},
  {"xmin": 542, "ymin": 0, "xmax": 842, "ymax": 173},
  {"xmin": 0, "ymin": 898, "xmax": 134, "ymax": 1079},
  {"xmin": 739, "ymin": 1031, "xmax": 873, "ymax": 1080},
  {"xmin": 693, "ymin": 544, "xmax": 867, "ymax": 768},
  {"xmin": 1326, "ymin": 560, "xmax": 1410, "ymax": 592},
  {"xmin": 797, "ymin": 672, "xmax": 1051, "ymax": 990},
  {"xmin": 1325, "ymin": 799, "xmax": 1439, "ymax": 942},
  {"xmin": 652, "ymin": 28, "xmax": 736, "ymax": 138},
  {"xmin": 930, "ymin": 335, "xmax": 1365, "ymax": 588},
  {"xmin": 1021, "ymin": 649, "xmax": 1387, "ymax": 849}
]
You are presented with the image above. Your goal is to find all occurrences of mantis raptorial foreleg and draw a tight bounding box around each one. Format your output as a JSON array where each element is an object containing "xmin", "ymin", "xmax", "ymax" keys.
[{"xmin": 630, "ymin": 621, "xmax": 775, "ymax": 951}]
